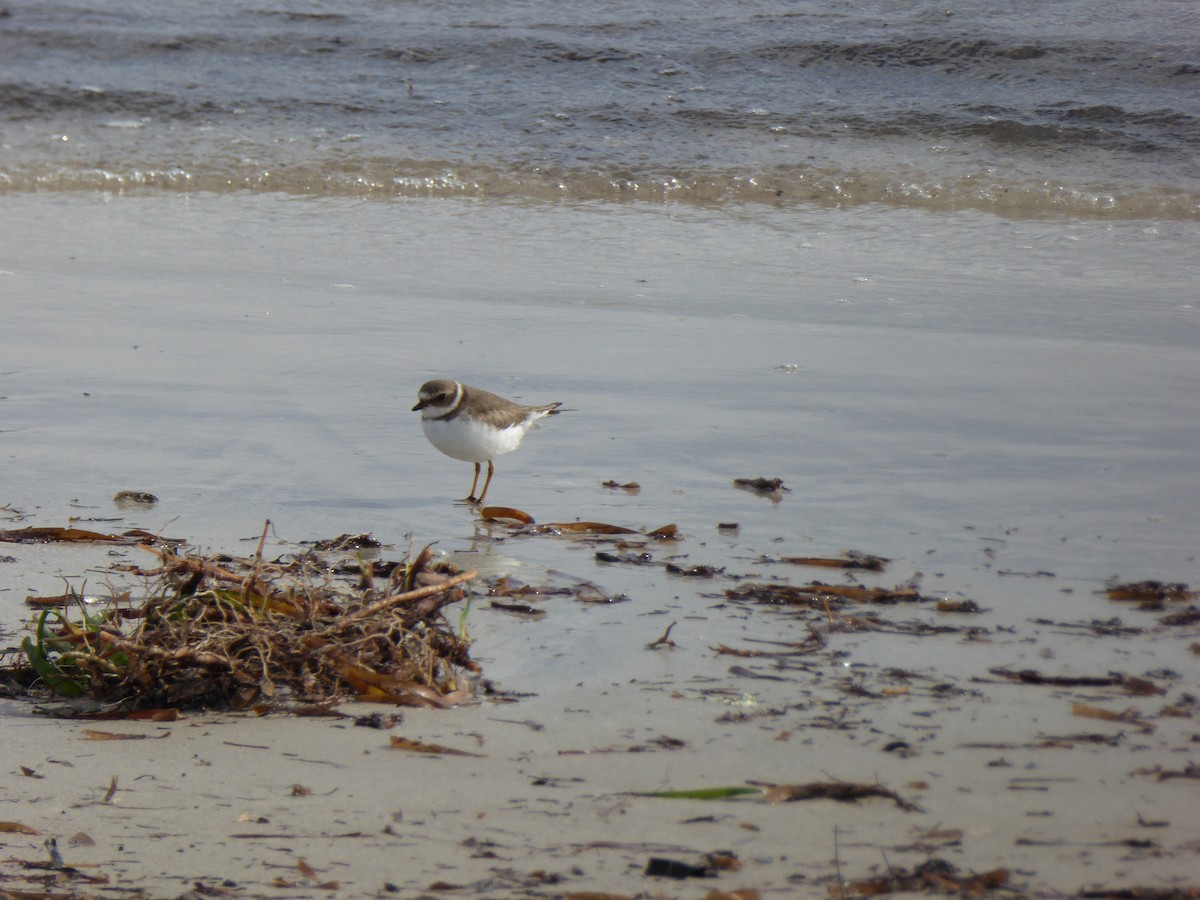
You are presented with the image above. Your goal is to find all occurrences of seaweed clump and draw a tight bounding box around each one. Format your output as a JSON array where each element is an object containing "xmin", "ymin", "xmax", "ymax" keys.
[{"xmin": 2, "ymin": 534, "xmax": 477, "ymax": 711}]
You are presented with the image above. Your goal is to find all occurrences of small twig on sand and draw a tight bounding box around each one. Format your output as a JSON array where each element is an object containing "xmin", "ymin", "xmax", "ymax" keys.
[{"xmin": 647, "ymin": 620, "xmax": 678, "ymax": 649}]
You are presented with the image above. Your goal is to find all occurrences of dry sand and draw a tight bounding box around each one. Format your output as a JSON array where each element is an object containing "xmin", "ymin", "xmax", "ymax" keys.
[
  {"xmin": 1, "ymin": 193, "xmax": 1198, "ymax": 897},
  {"xmin": 2, "ymin": 532, "xmax": 1198, "ymax": 898}
]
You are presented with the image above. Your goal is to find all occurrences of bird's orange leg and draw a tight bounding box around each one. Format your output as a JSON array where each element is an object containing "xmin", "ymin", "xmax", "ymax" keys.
[
  {"xmin": 462, "ymin": 462, "xmax": 482, "ymax": 503},
  {"xmin": 476, "ymin": 460, "xmax": 496, "ymax": 504}
]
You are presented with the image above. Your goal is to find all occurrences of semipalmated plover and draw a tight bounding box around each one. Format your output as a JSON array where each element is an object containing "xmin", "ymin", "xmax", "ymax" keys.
[{"xmin": 412, "ymin": 379, "xmax": 563, "ymax": 503}]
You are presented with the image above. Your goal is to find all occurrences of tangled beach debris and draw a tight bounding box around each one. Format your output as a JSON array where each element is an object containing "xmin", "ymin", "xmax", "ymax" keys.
[{"xmin": 0, "ymin": 522, "xmax": 476, "ymax": 711}]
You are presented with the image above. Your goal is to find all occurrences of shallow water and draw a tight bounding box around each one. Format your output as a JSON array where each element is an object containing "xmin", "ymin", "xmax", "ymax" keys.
[
  {"xmin": 2, "ymin": 0, "xmax": 1198, "ymax": 216},
  {"xmin": 2, "ymin": 192, "xmax": 1197, "ymax": 647}
]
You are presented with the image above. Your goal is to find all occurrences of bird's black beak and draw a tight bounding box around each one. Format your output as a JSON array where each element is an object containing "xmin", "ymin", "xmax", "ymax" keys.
[{"xmin": 411, "ymin": 400, "xmax": 425, "ymax": 411}]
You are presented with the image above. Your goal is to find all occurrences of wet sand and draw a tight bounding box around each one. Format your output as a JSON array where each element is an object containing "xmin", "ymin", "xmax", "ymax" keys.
[{"xmin": 1, "ymin": 193, "xmax": 1198, "ymax": 896}]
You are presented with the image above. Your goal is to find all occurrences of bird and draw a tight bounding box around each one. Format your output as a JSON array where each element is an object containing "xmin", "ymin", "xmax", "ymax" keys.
[{"xmin": 412, "ymin": 379, "xmax": 563, "ymax": 504}]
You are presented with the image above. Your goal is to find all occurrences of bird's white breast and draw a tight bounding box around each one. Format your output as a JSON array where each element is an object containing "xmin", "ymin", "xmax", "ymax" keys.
[{"xmin": 421, "ymin": 414, "xmax": 533, "ymax": 462}]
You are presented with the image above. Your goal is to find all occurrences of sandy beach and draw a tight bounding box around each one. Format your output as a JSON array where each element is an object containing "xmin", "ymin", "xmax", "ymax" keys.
[{"xmin": 2, "ymin": 193, "xmax": 1199, "ymax": 897}]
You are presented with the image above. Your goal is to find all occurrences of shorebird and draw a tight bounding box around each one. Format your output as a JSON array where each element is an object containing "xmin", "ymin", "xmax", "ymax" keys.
[{"xmin": 412, "ymin": 379, "xmax": 563, "ymax": 503}]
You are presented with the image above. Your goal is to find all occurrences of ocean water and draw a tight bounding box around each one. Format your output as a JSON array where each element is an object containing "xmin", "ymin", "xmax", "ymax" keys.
[{"xmin": 1, "ymin": 0, "xmax": 1198, "ymax": 218}]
